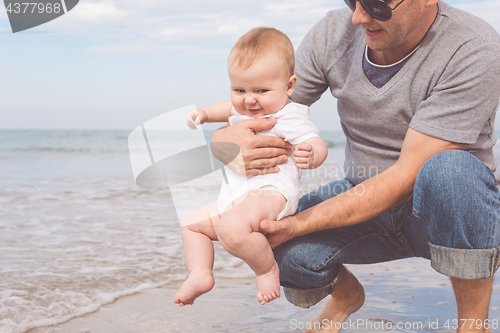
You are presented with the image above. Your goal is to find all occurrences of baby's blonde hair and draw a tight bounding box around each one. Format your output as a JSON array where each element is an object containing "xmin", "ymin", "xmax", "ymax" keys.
[{"xmin": 228, "ymin": 27, "xmax": 295, "ymax": 77}]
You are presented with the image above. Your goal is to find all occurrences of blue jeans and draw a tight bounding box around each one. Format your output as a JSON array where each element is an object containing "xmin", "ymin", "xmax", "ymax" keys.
[{"xmin": 274, "ymin": 150, "xmax": 500, "ymax": 308}]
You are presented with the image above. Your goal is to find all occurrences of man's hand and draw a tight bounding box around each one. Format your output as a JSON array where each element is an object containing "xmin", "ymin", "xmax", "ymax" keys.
[
  {"xmin": 211, "ymin": 117, "xmax": 291, "ymax": 176},
  {"xmin": 259, "ymin": 215, "xmax": 299, "ymax": 249}
]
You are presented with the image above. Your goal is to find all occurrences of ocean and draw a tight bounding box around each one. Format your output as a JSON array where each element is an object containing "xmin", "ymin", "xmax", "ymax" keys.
[{"xmin": 0, "ymin": 129, "xmax": 350, "ymax": 333}]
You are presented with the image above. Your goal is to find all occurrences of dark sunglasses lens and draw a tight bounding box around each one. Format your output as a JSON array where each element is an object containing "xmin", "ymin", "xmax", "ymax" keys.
[
  {"xmin": 365, "ymin": 0, "xmax": 392, "ymax": 21},
  {"xmin": 345, "ymin": 0, "xmax": 392, "ymax": 21},
  {"xmin": 344, "ymin": 0, "xmax": 357, "ymax": 11}
]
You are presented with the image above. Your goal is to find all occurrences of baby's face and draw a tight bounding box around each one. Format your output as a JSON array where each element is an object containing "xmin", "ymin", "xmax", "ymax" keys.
[{"xmin": 228, "ymin": 55, "xmax": 296, "ymax": 118}]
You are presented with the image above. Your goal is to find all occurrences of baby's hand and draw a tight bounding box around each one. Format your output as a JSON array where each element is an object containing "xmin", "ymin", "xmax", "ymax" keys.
[
  {"xmin": 187, "ymin": 109, "xmax": 208, "ymax": 130},
  {"xmin": 293, "ymin": 142, "xmax": 314, "ymax": 169}
]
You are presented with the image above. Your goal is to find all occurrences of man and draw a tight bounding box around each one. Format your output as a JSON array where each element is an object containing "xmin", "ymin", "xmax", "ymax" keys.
[{"xmin": 212, "ymin": 0, "xmax": 500, "ymax": 332}]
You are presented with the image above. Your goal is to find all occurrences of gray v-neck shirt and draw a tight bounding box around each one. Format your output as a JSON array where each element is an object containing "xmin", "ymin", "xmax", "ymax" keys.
[
  {"xmin": 363, "ymin": 45, "xmax": 416, "ymax": 89},
  {"xmin": 292, "ymin": 1, "xmax": 500, "ymax": 185}
]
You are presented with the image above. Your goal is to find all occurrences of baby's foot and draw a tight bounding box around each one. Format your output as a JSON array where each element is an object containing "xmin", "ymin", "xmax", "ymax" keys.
[
  {"xmin": 174, "ymin": 270, "xmax": 214, "ymax": 306},
  {"xmin": 256, "ymin": 261, "xmax": 280, "ymax": 305}
]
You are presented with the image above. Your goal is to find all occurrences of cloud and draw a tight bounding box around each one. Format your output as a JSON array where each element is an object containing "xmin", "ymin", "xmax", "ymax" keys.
[
  {"xmin": 73, "ymin": 2, "xmax": 128, "ymax": 21},
  {"xmin": 10, "ymin": 0, "xmax": 498, "ymax": 59},
  {"xmin": 3, "ymin": 0, "xmax": 499, "ymax": 60},
  {"xmin": 46, "ymin": 0, "xmax": 343, "ymax": 57}
]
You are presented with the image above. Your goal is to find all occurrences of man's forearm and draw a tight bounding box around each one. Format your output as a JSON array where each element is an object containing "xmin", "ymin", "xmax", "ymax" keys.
[
  {"xmin": 293, "ymin": 163, "xmax": 414, "ymax": 236},
  {"xmin": 283, "ymin": 128, "xmax": 470, "ymax": 240}
]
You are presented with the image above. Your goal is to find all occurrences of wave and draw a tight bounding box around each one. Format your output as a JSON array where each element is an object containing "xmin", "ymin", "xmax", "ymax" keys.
[
  {"xmin": 1, "ymin": 280, "xmax": 175, "ymax": 333},
  {"xmin": 9, "ymin": 147, "xmax": 127, "ymax": 154},
  {"xmin": 324, "ymin": 140, "xmax": 343, "ymax": 148}
]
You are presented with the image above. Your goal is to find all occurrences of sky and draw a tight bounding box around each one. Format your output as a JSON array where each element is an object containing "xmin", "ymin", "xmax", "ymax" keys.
[{"xmin": 1, "ymin": 0, "xmax": 499, "ymax": 131}]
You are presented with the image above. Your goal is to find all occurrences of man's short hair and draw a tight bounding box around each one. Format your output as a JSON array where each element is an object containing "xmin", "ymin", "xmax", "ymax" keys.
[{"xmin": 229, "ymin": 27, "xmax": 295, "ymax": 77}]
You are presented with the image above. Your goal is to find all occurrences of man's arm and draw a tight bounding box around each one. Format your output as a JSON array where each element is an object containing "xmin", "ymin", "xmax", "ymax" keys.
[{"xmin": 261, "ymin": 127, "xmax": 469, "ymax": 248}]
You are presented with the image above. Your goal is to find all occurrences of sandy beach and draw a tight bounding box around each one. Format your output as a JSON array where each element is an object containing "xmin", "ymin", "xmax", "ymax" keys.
[
  {"xmin": 26, "ymin": 258, "xmax": 500, "ymax": 333},
  {"xmin": 4, "ymin": 131, "xmax": 500, "ymax": 333}
]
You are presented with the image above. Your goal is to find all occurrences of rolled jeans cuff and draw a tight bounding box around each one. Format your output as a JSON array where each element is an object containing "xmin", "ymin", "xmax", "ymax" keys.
[
  {"xmin": 282, "ymin": 270, "xmax": 341, "ymax": 309},
  {"xmin": 429, "ymin": 242, "xmax": 500, "ymax": 279}
]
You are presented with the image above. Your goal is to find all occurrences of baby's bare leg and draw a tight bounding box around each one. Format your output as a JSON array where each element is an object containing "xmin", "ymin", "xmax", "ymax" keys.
[
  {"xmin": 218, "ymin": 190, "xmax": 286, "ymax": 305},
  {"xmin": 174, "ymin": 202, "xmax": 220, "ymax": 306}
]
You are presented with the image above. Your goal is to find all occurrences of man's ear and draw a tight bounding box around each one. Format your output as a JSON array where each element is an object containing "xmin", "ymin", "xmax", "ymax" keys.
[{"xmin": 287, "ymin": 75, "xmax": 298, "ymax": 96}]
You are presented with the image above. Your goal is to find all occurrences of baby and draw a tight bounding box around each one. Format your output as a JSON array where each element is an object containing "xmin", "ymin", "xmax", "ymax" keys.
[{"xmin": 174, "ymin": 27, "xmax": 328, "ymax": 306}]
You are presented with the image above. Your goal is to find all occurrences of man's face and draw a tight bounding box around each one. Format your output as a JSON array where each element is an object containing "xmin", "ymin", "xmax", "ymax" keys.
[{"xmin": 351, "ymin": 0, "xmax": 435, "ymax": 61}]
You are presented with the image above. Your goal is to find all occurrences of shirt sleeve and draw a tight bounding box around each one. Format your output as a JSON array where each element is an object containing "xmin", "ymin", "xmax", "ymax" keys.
[
  {"xmin": 292, "ymin": 8, "xmax": 361, "ymax": 108},
  {"xmin": 291, "ymin": 15, "xmax": 331, "ymax": 106},
  {"xmin": 409, "ymin": 41, "xmax": 500, "ymax": 144},
  {"xmin": 275, "ymin": 107, "xmax": 320, "ymax": 145}
]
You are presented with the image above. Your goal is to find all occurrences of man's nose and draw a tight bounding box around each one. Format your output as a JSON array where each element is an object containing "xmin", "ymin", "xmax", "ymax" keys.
[{"xmin": 351, "ymin": 1, "xmax": 373, "ymax": 25}]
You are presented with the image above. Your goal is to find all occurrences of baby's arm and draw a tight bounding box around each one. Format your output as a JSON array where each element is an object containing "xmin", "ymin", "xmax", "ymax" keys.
[
  {"xmin": 187, "ymin": 100, "xmax": 233, "ymax": 130},
  {"xmin": 293, "ymin": 137, "xmax": 328, "ymax": 169}
]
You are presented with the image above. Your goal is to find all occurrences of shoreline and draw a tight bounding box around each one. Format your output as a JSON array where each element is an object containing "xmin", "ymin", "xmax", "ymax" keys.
[
  {"xmin": 26, "ymin": 258, "xmax": 500, "ymax": 333},
  {"xmin": 26, "ymin": 277, "xmax": 323, "ymax": 333}
]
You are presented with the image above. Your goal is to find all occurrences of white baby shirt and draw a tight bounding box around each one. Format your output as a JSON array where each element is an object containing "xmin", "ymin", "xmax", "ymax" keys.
[{"xmin": 216, "ymin": 102, "xmax": 320, "ymax": 219}]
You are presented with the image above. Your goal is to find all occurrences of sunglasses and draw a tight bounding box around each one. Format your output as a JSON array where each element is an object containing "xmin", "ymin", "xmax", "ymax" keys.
[{"xmin": 344, "ymin": 0, "xmax": 406, "ymax": 21}]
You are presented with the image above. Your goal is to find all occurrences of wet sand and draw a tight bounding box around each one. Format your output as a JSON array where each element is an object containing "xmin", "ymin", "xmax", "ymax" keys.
[{"xmin": 27, "ymin": 258, "xmax": 500, "ymax": 333}]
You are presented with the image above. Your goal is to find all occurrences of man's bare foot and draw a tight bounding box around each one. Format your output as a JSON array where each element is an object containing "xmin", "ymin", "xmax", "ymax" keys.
[
  {"xmin": 256, "ymin": 260, "xmax": 280, "ymax": 305},
  {"xmin": 174, "ymin": 270, "xmax": 215, "ymax": 306},
  {"xmin": 305, "ymin": 266, "xmax": 365, "ymax": 333}
]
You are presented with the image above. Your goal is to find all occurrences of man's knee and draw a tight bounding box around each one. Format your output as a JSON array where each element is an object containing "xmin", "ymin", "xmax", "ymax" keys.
[
  {"xmin": 413, "ymin": 150, "xmax": 496, "ymax": 219},
  {"xmin": 411, "ymin": 149, "xmax": 500, "ymax": 259},
  {"xmin": 274, "ymin": 240, "xmax": 339, "ymax": 290},
  {"xmin": 416, "ymin": 150, "xmax": 489, "ymax": 191}
]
